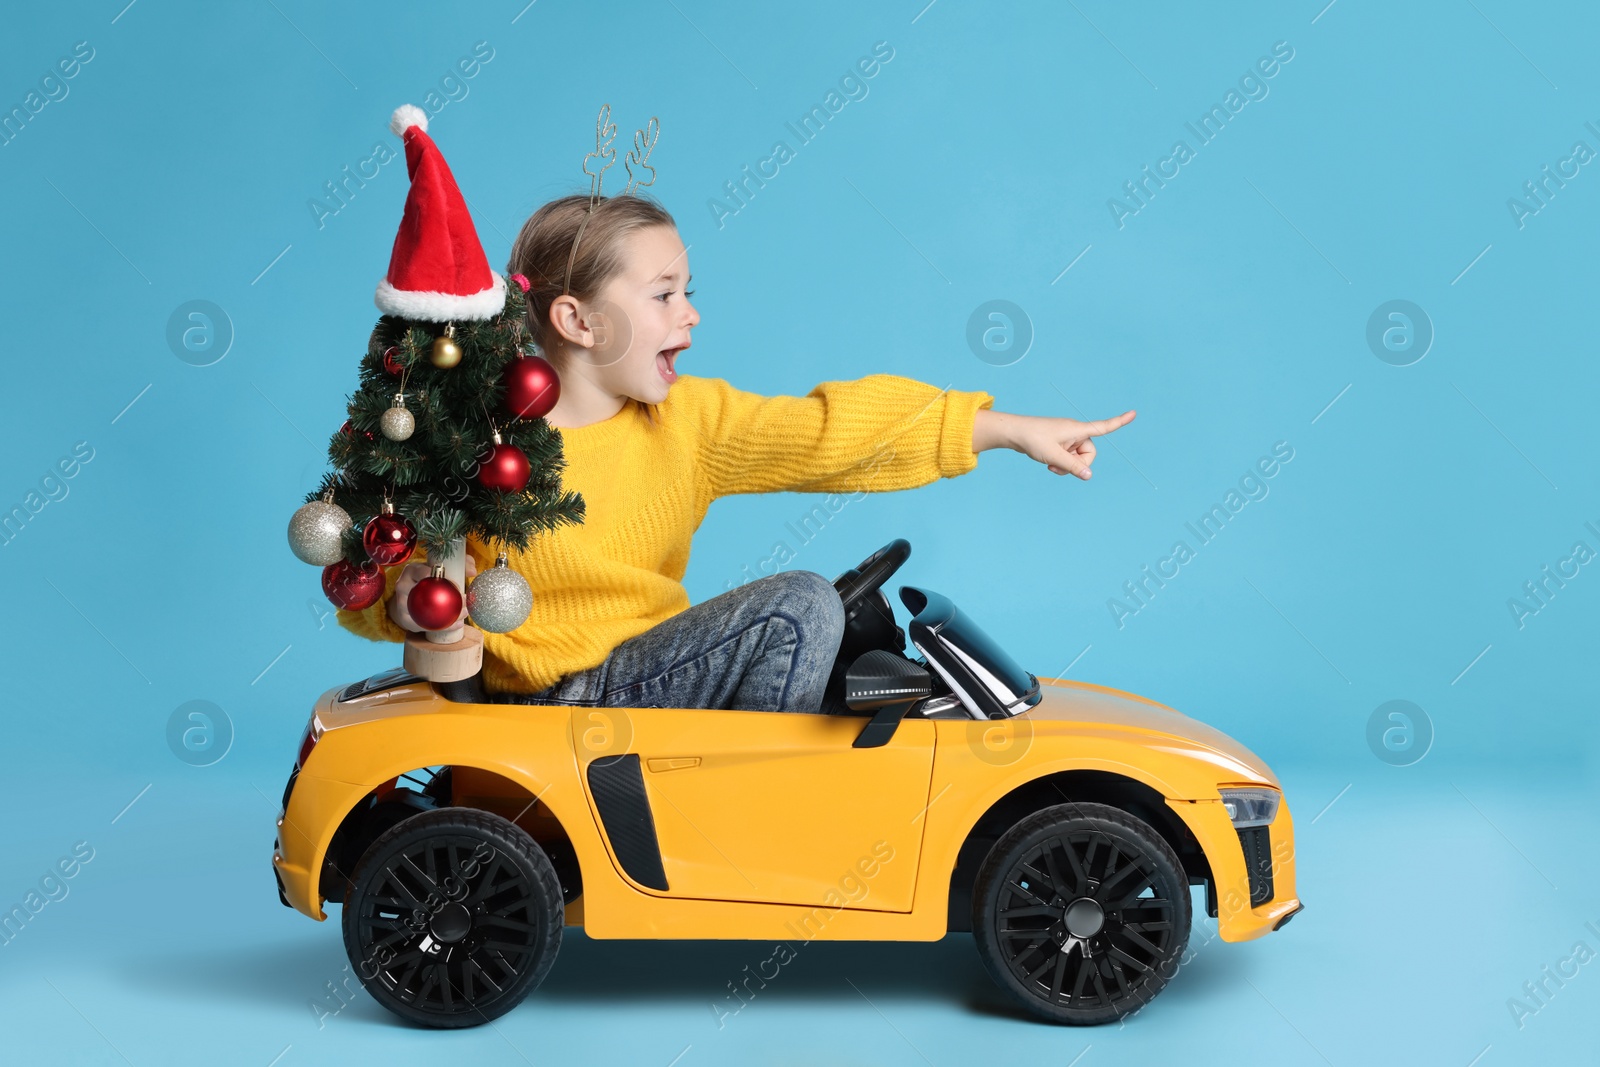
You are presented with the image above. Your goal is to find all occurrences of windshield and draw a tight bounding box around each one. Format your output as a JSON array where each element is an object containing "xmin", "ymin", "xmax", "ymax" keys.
[{"xmin": 901, "ymin": 586, "xmax": 1041, "ymax": 718}]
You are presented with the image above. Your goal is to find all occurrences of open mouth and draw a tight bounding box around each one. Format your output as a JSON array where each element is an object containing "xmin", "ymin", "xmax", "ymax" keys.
[{"xmin": 656, "ymin": 344, "xmax": 687, "ymax": 383}]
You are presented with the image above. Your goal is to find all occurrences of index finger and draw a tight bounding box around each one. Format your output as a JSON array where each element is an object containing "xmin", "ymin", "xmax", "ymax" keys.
[{"xmin": 1085, "ymin": 409, "xmax": 1136, "ymax": 437}]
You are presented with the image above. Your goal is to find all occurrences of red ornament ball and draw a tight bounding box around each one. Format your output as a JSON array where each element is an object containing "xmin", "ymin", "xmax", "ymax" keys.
[
  {"xmin": 382, "ymin": 345, "xmax": 404, "ymax": 376},
  {"xmin": 408, "ymin": 575, "xmax": 463, "ymax": 631},
  {"xmin": 321, "ymin": 559, "xmax": 385, "ymax": 610},
  {"xmin": 502, "ymin": 354, "xmax": 559, "ymax": 420},
  {"xmin": 478, "ymin": 440, "xmax": 531, "ymax": 493},
  {"xmin": 362, "ymin": 511, "xmax": 416, "ymax": 566},
  {"xmin": 340, "ymin": 419, "xmax": 376, "ymax": 442}
]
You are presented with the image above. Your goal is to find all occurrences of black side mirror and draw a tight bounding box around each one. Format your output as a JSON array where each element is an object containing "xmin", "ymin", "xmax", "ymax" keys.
[{"xmin": 846, "ymin": 650, "xmax": 933, "ymax": 749}]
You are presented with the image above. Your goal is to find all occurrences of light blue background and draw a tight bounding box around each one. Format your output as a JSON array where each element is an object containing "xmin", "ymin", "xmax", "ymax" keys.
[{"xmin": 2, "ymin": 1, "xmax": 1596, "ymax": 1064}]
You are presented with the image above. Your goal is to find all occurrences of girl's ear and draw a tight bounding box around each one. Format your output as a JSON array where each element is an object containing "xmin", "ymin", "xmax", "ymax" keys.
[{"xmin": 547, "ymin": 293, "xmax": 593, "ymax": 349}]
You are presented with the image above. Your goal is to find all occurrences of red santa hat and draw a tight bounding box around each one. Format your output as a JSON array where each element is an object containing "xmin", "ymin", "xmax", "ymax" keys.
[{"xmin": 375, "ymin": 104, "xmax": 506, "ymax": 322}]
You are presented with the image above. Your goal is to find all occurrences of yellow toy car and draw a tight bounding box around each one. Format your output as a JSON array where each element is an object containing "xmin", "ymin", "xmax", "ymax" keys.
[{"xmin": 272, "ymin": 539, "xmax": 1301, "ymax": 1027}]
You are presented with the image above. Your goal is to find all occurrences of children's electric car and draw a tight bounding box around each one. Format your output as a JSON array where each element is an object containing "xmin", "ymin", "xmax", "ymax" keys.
[{"xmin": 272, "ymin": 539, "xmax": 1301, "ymax": 1027}]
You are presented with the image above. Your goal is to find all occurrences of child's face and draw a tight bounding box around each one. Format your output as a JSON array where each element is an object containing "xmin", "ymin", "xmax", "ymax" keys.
[{"xmin": 581, "ymin": 224, "xmax": 698, "ymax": 405}]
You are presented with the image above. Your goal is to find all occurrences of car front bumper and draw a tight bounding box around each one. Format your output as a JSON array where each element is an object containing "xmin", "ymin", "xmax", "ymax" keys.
[
  {"xmin": 1166, "ymin": 794, "xmax": 1302, "ymax": 942},
  {"xmin": 272, "ymin": 767, "xmax": 370, "ymax": 922}
]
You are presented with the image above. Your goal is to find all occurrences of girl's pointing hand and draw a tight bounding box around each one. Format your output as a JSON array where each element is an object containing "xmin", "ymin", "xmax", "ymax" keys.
[{"xmin": 976, "ymin": 408, "xmax": 1137, "ymax": 480}]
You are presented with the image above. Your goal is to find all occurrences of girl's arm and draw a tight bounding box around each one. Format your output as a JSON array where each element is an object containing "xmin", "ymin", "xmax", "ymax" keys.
[
  {"xmin": 972, "ymin": 407, "xmax": 1137, "ymax": 480},
  {"xmin": 682, "ymin": 374, "xmax": 995, "ymax": 499},
  {"xmin": 679, "ymin": 374, "xmax": 1137, "ymax": 499}
]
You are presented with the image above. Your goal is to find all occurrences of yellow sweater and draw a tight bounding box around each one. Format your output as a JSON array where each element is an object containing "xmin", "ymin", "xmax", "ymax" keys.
[{"xmin": 337, "ymin": 373, "xmax": 995, "ymax": 695}]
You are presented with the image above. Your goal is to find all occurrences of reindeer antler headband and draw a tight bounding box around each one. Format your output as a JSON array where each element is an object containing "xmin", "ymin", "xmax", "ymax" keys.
[{"xmin": 562, "ymin": 104, "xmax": 660, "ymax": 295}]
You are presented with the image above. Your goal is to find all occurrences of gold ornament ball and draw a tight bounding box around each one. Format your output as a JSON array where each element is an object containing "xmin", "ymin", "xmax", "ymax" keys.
[{"xmin": 430, "ymin": 334, "xmax": 462, "ymax": 368}]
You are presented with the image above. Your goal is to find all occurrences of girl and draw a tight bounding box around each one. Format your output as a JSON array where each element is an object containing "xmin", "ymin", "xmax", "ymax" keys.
[{"xmin": 345, "ymin": 193, "xmax": 1134, "ymax": 713}]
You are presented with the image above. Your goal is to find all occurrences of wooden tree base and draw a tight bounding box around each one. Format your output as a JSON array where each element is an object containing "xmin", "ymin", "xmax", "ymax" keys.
[{"xmin": 403, "ymin": 625, "xmax": 484, "ymax": 683}]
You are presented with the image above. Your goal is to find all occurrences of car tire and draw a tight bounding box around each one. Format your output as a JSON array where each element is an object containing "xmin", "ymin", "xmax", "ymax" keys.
[
  {"xmin": 972, "ymin": 801, "xmax": 1191, "ymax": 1025},
  {"xmin": 341, "ymin": 807, "xmax": 563, "ymax": 1028}
]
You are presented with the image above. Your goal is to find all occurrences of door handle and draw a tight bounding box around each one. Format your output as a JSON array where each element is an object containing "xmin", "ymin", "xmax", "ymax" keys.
[{"xmin": 645, "ymin": 756, "xmax": 701, "ymax": 773}]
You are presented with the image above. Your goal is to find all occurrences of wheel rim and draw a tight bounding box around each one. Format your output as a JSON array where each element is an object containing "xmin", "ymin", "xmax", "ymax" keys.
[
  {"xmin": 352, "ymin": 832, "xmax": 542, "ymax": 1017},
  {"xmin": 993, "ymin": 829, "xmax": 1178, "ymax": 1012}
]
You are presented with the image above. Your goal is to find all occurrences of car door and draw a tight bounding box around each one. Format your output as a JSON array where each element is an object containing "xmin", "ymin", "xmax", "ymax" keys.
[{"xmin": 572, "ymin": 706, "xmax": 935, "ymax": 911}]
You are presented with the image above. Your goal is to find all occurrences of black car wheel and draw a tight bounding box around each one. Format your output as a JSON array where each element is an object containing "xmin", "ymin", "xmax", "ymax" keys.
[
  {"xmin": 341, "ymin": 807, "xmax": 563, "ymax": 1028},
  {"xmin": 972, "ymin": 802, "xmax": 1191, "ymax": 1025}
]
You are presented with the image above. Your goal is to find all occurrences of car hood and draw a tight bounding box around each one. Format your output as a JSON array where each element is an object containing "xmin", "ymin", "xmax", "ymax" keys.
[{"xmin": 1022, "ymin": 679, "xmax": 1278, "ymax": 787}]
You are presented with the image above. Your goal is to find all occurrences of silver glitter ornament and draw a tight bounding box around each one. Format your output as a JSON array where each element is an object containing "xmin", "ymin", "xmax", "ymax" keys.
[
  {"xmin": 380, "ymin": 392, "xmax": 415, "ymax": 441},
  {"xmin": 288, "ymin": 491, "xmax": 351, "ymax": 565},
  {"xmin": 466, "ymin": 554, "xmax": 533, "ymax": 633}
]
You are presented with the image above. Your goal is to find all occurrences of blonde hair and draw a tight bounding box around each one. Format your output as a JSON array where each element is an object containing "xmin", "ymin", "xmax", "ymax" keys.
[{"xmin": 508, "ymin": 193, "xmax": 678, "ymax": 426}]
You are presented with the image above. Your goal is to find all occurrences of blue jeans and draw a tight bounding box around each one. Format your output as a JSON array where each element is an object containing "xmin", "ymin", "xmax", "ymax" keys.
[{"xmin": 494, "ymin": 570, "xmax": 850, "ymax": 713}]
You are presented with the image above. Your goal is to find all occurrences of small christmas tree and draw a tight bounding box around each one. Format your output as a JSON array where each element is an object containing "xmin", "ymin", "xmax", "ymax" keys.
[
  {"xmin": 304, "ymin": 283, "xmax": 584, "ymax": 607},
  {"xmin": 286, "ymin": 105, "xmax": 582, "ymax": 675}
]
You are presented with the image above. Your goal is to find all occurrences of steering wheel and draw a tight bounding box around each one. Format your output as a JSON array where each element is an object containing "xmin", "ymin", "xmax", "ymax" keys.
[
  {"xmin": 824, "ymin": 539, "xmax": 913, "ymax": 708},
  {"xmin": 833, "ymin": 538, "xmax": 910, "ymax": 622}
]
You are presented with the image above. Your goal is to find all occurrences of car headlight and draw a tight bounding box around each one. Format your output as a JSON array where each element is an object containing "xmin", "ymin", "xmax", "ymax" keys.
[{"xmin": 1219, "ymin": 787, "xmax": 1280, "ymax": 828}]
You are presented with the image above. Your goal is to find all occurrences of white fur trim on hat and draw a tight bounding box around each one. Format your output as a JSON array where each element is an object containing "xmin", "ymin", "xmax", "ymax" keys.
[
  {"xmin": 375, "ymin": 272, "xmax": 507, "ymax": 323},
  {"xmin": 389, "ymin": 104, "xmax": 428, "ymax": 137}
]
